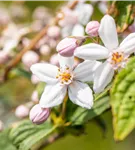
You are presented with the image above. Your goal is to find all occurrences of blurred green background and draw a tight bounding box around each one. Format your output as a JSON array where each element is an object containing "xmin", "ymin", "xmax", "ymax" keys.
[{"xmin": 0, "ymin": 1, "xmax": 135, "ymax": 150}]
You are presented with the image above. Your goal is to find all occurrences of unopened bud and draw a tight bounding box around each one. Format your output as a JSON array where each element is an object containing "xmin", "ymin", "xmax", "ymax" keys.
[
  {"xmin": 39, "ymin": 44, "xmax": 51, "ymax": 55},
  {"xmin": 31, "ymin": 74, "xmax": 40, "ymax": 84},
  {"xmin": 31, "ymin": 90, "xmax": 39, "ymax": 103},
  {"xmin": 85, "ymin": 21, "xmax": 100, "ymax": 37},
  {"xmin": 15, "ymin": 105, "xmax": 29, "ymax": 118},
  {"xmin": 50, "ymin": 54, "xmax": 59, "ymax": 66},
  {"xmin": 0, "ymin": 51, "xmax": 8, "ymax": 64},
  {"xmin": 29, "ymin": 104, "xmax": 50, "ymax": 125},
  {"xmin": 22, "ymin": 51, "xmax": 39, "ymax": 68},
  {"xmin": 56, "ymin": 37, "xmax": 83, "ymax": 57},
  {"xmin": 47, "ymin": 26, "xmax": 60, "ymax": 38}
]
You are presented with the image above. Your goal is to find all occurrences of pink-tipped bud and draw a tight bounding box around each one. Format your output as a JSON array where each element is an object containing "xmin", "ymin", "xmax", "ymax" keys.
[
  {"xmin": 40, "ymin": 44, "xmax": 51, "ymax": 55},
  {"xmin": 0, "ymin": 51, "xmax": 9, "ymax": 64},
  {"xmin": 56, "ymin": 38, "xmax": 79, "ymax": 57},
  {"xmin": 31, "ymin": 90, "xmax": 39, "ymax": 103},
  {"xmin": 31, "ymin": 74, "xmax": 40, "ymax": 84},
  {"xmin": 15, "ymin": 105, "xmax": 29, "ymax": 118},
  {"xmin": 85, "ymin": 21, "xmax": 100, "ymax": 37},
  {"xmin": 22, "ymin": 51, "xmax": 39, "ymax": 68},
  {"xmin": 29, "ymin": 104, "xmax": 50, "ymax": 125},
  {"xmin": 47, "ymin": 26, "xmax": 60, "ymax": 38},
  {"xmin": 50, "ymin": 54, "xmax": 59, "ymax": 66}
]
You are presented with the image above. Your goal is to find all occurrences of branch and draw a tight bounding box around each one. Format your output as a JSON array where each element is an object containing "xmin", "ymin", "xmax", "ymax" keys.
[
  {"xmin": 3, "ymin": 25, "xmax": 49, "ymax": 80},
  {"xmin": 2, "ymin": 0, "xmax": 78, "ymax": 82}
]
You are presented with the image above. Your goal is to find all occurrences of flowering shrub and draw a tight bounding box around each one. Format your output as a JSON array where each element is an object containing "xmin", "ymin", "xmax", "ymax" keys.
[{"xmin": 0, "ymin": 1, "xmax": 135, "ymax": 150}]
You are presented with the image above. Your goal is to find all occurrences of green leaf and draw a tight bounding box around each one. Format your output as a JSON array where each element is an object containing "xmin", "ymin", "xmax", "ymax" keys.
[
  {"xmin": 9, "ymin": 68, "xmax": 31, "ymax": 79},
  {"xmin": 0, "ymin": 129, "xmax": 17, "ymax": 150},
  {"xmin": 111, "ymin": 57, "xmax": 135, "ymax": 141},
  {"xmin": 108, "ymin": 1, "xmax": 135, "ymax": 32},
  {"xmin": 9, "ymin": 120, "xmax": 57, "ymax": 150},
  {"xmin": 70, "ymin": 94, "xmax": 110, "ymax": 125}
]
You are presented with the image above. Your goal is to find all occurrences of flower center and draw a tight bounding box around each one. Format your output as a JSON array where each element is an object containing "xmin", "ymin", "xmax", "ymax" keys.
[
  {"xmin": 108, "ymin": 51, "xmax": 129, "ymax": 70},
  {"xmin": 56, "ymin": 67, "xmax": 73, "ymax": 85},
  {"xmin": 111, "ymin": 52, "xmax": 124, "ymax": 64}
]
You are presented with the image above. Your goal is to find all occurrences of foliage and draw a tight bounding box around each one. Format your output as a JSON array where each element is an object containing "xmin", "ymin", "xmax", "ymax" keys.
[
  {"xmin": 9, "ymin": 120, "xmax": 55, "ymax": 150},
  {"xmin": 0, "ymin": 129, "xmax": 17, "ymax": 150},
  {"xmin": 108, "ymin": 1, "xmax": 135, "ymax": 32},
  {"xmin": 111, "ymin": 57, "xmax": 135, "ymax": 141},
  {"xmin": 70, "ymin": 93, "xmax": 110, "ymax": 125}
]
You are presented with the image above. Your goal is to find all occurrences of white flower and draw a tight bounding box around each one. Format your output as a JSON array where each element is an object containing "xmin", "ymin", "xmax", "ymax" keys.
[
  {"xmin": 2, "ymin": 23, "xmax": 30, "ymax": 53},
  {"xmin": 72, "ymin": 24, "xmax": 84, "ymax": 36},
  {"xmin": 30, "ymin": 55, "xmax": 101, "ymax": 109},
  {"xmin": 74, "ymin": 3, "xmax": 93, "ymax": 25},
  {"xmin": 60, "ymin": 3, "xmax": 93, "ymax": 38},
  {"xmin": 74, "ymin": 15, "xmax": 135, "ymax": 93}
]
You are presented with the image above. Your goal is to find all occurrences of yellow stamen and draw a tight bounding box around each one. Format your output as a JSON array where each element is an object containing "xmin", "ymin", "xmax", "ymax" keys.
[
  {"xmin": 111, "ymin": 52, "xmax": 124, "ymax": 64},
  {"xmin": 56, "ymin": 67, "xmax": 73, "ymax": 84}
]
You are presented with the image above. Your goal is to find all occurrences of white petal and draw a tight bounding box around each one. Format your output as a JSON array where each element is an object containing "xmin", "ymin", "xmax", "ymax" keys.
[
  {"xmin": 98, "ymin": 2, "xmax": 107, "ymax": 14},
  {"xmin": 119, "ymin": 33, "xmax": 135, "ymax": 55},
  {"xmin": 74, "ymin": 43, "xmax": 109, "ymax": 60},
  {"xmin": 3, "ymin": 39, "xmax": 18, "ymax": 52},
  {"xmin": 40, "ymin": 83, "xmax": 67, "ymax": 108},
  {"xmin": 75, "ymin": 3, "xmax": 93, "ymax": 25},
  {"xmin": 30, "ymin": 63, "xmax": 58, "ymax": 84},
  {"xmin": 99, "ymin": 15, "xmax": 118, "ymax": 50},
  {"xmin": 93, "ymin": 61, "xmax": 114, "ymax": 93},
  {"xmin": 58, "ymin": 54, "xmax": 74, "ymax": 69},
  {"xmin": 61, "ymin": 26, "xmax": 73, "ymax": 38},
  {"xmin": 72, "ymin": 24, "xmax": 84, "ymax": 36},
  {"xmin": 68, "ymin": 81, "xmax": 93, "ymax": 109},
  {"xmin": 73, "ymin": 60, "xmax": 102, "ymax": 82}
]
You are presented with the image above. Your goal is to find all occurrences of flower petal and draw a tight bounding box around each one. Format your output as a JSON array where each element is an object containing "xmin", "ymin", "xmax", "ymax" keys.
[
  {"xmin": 58, "ymin": 54, "xmax": 74, "ymax": 69},
  {"xmin": 68, "ymin": 81, "xmax": 93, "ymax": 109},
  {"xmin": 99, "ymin": 15, "xmax": 119, "ymax": 50},
  {"xmin": 72, "ymin": 24, "xmax": 84, "ymax": 36},
  {"xmin": 93, "ymin": 61, "xmax": 114, "ymax": 93},
  {"xmin": 74, "ymin": 3, "xmax": 93, "ymax": 25},
  {"xmin": 40, "ymin": 83, "xmax": 67, "ymax": 108},
  {"xmin": 30, "ymin": 63, "xmax": 58, "ymax": 84},
  {"xmin": 74, "ymin": 43, "xmax": 109, "ymax": 60},
  {"xmin": 119, "ymin": 33, "xmax": 135, "ymax": 55},
  {"xmin": 73, "ymin": 60, "xmax": 102, "ymax": 82}
]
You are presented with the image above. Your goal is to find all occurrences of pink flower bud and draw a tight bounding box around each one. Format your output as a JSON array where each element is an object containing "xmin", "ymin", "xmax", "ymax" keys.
[
  {"xmin": 29, "ymin": 104, "xmax": 50, "ymax": 125},
  {"xmin": 50, "ymin": 54, "xmax": 59, "ymax": 66},
  {"xmin": 56, "ymin": 38, "xmax": 78, "ymax": 57},
  {"xmin": 40, "ymin": 44, "xmax": 51, "ymax": 55},
  {"xmin": 85, "ymin": 21, "xmax": 100, "ymax": 37},
  {"xmin": 31, "ymin": 74, "xmax": 40, "ymax": 84},
  {"xmin": 31, "ymin": 90, "xmax": 39, "ymax": 103},
  {"xmin": 58, "ymin": 8, "xmax": 77, "ymax": 27},
  {"xmin": 49, "ymin": 39, "xmax": 57, "ymax": 49},
  {"xmin": 22, "ymin": 38, "xmax": 30, "ymax": 47},
  {"xmin": 47, "ymin": 26, "xmax": 60, "ymax": 38},
  {"xmin": 0, "ymin": 51, "xmax": 9, "ymax": 64},
  {"xmin": 22, "ymin": 51, "xmax": 39, "ymax": 68},
  {"xmin": 15, "ymin": 105, "xmax": 29, "ymax": 118}
]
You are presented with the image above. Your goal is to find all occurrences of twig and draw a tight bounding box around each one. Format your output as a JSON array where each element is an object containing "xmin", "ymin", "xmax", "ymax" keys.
[
  {"xmin": 3, "ymin": 25, "xmax": 49, "ymax": 80},
  {"xmin": 2, "ymin": 0, "xmax": 79, "ymax": 82}
]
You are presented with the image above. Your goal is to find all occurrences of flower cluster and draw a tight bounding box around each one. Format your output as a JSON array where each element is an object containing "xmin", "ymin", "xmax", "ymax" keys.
[{"xmin": 29, "ymin": 14, "xmax": 135, "ymax": 124}]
